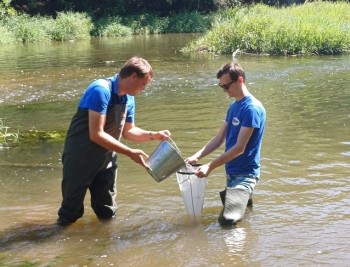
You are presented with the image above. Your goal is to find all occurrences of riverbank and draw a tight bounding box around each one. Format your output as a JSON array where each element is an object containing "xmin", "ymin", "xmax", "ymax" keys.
[
  {"xmin": 182, "ymin": 2, "xmax": 350, "ymax": 55},
  {"xmin": 0, "ymin": 2, "xmax": 349, "ymax": 55},
  {"xmin": 0, "ymin": 11, "xmax": 211, "ymax": 43}
]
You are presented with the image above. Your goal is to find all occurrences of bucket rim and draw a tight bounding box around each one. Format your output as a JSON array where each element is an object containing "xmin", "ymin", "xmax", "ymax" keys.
[
  {"xmin": 177, "ymin": 164, "xmax": 202, "ymax": 174},
  {"xmin": 146, "ymin": 139, "xmax": 186, "ymax": 182}
]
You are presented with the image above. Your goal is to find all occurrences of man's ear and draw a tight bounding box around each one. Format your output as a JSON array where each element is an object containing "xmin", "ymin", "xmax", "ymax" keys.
[{"xmin": 237, "ymin": 76, "xmax": 244, "ymax": 84}]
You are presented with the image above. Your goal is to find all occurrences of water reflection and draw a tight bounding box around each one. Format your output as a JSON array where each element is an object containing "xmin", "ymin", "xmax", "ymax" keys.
[{"xmin": 223, "ymin": 227, "xmax": 247, "ymax": 254}]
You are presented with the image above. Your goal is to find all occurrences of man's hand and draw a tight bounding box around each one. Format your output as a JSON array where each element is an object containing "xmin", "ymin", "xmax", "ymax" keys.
[
  {"xmin": 195, "ymin": 163, "xmax": 211, "ymax": 178},
  {"xmin": 185, "ymin": 155, "xmax": 199, "ymax": 165},
  {"xmin": 128, "ymin": 149, "xmax": 150, "ymax": 169},
  {"xmin": 153, "ymin": 130, "xmax": 171, "ymax": 141}
]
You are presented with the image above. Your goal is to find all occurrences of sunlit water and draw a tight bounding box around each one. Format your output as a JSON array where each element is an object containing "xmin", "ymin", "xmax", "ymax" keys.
[{"xmin": 0, "ymin": 35, "xmax": 349, "ymax": 266}]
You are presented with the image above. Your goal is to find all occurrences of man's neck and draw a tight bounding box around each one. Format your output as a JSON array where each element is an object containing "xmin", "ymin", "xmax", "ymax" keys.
[{"xmin": 234, "ymin": 85, "xmax": 249, "ymax": 101}]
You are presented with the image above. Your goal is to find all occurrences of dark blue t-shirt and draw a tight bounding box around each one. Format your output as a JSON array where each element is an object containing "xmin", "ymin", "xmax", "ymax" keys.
[
  {"xmin": 225, "ymin": 95, "xmax": 266, "ymax": 177},
  {"xmin": 78, "ymin": 74, "xmax": 135, "ymax": 123}
]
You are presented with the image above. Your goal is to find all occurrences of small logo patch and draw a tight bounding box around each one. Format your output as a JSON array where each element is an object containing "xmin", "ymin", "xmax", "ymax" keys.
[{"xmin": 232, "ymin": 117, "xmax": 240, "ymax": 126}]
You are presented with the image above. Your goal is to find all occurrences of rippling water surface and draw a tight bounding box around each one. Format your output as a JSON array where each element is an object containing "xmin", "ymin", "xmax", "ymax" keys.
[{"xmin": 0, "ymin": 35, "xmax": 349, "ymax": 266}]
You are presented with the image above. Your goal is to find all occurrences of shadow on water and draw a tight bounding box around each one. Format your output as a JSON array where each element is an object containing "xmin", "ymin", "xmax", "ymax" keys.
[{"xmin": 0, "ymin": 222, "xmax": 63, "ymax": 251}]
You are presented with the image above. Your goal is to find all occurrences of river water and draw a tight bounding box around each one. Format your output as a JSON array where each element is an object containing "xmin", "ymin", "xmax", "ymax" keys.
[{"xmin": 0, "ymin": 34, "xmax": 349, "ymax": 267}]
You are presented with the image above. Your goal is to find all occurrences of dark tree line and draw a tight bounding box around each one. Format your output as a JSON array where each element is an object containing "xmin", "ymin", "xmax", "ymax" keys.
[{"xmin": 10, "ymin": 0, "xmax": 311, "ymax": 18}]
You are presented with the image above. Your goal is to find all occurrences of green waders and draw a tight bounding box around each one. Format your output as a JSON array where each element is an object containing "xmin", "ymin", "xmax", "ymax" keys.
[{"xmin": 58, "ymin": 82, "xmax": 126, "ymax": 225}]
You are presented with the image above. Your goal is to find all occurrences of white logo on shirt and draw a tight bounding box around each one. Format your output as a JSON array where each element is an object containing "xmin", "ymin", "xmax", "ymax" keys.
[{"xmin": 232, "ymin": 117, "xmax": 240, "ymax": 126}]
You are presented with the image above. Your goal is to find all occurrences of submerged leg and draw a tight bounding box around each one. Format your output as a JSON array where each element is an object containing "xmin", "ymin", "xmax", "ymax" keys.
[
  {"xmin": 90, "ymin": 166, "xmax": 118, "ymax": 220},
  {"xmin": 218, "ymin": 188, "xmax": 250, "ymax": 226},
  {"xmin": 219, "ymin": 189, "xmax": 253, "ymax": 206}
]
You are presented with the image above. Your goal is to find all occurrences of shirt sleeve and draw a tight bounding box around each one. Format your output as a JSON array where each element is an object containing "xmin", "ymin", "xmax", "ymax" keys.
[
  {"xmin": 79, "ymin": 84, "xmax": 111, "ymax": 114},
  {"xmin": 241, "ymin": 106, "xmax": 261, "ymax": 128},
  {"xmin": 126, "ymin": 96, "xmax": 135, "ymax": 123}
]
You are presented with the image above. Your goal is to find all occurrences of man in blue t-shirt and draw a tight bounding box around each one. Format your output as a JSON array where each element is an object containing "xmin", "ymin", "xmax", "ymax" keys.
[
  {"xmin": 57, "ymin": 57, "xmax": 171, "ymax": 226},
  {"xmin": 186, "ymin": 62, "xmax": 266, "ymax": 226}
]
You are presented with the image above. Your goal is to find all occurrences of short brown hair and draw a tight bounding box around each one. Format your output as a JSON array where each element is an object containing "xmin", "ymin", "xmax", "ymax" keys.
[
  {"xmin": 119, "ymin": 57, "xmax": 153, "ymax": 79},
  {"xmin": 216, "ymin": 62, "xmax": 245, "ymax": 82}
]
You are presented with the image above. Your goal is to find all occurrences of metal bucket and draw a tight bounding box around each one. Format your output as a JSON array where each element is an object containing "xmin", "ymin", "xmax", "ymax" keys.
[
  {"xmin": 146, "ymin": 139, "xmax": 186, "ymax": 183},
  {"xmin": 176, "ymin": 164, "xmax": 207, "ymax": 219}
]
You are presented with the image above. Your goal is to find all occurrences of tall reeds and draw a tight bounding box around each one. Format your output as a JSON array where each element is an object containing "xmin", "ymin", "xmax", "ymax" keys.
[
  {"xmin": 0, "ymin": 11, "xmax": 211, "ymax": 43},
  {"xmin": 93, "ymin": 12, "xmax": 211, "ymax": 36},
  {"xmin": 182, "ymin": 2, "xmax": 350, "ymax": 55},
  {"xmin": 0, "ymin": 11, "xmax": 93, "ymax": 44}
]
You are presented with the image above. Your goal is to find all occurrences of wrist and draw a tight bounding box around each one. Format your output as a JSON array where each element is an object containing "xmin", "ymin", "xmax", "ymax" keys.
[
  {"xmin": 124, "ymin": 148, "xmax": 134, "ymax": 157},
  {"xmin": 207, "ymin": 161, "xmax": 214, "ymax": 171},
  {"xmin": 149, "ymin": 131, "xmax": 155, "ymax": 140}
]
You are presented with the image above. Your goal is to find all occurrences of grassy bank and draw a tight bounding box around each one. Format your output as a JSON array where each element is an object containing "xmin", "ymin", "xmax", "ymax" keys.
[
  {"xmin": 0, "ymin": 12, "xmax": 93, "ymax": 43},
  {"xmin": 0, "ymin": 11, "xmax": 211, "ymax": 44},
  {"xmin": 183, "ymin": 2, "xmax": 350, "ymax": 55},
  {"xmin": 0, "ymin": 2, "xmax": 349, "ymax": 55}
]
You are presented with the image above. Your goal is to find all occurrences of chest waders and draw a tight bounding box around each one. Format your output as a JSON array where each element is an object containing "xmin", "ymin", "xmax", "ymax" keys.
[{"xmin": 58, "ymin": 80, "xmax": 126, "ymax": 225}]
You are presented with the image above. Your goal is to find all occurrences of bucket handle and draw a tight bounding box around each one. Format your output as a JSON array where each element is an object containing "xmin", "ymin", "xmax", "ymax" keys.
[
  {"xmin": 168, "ymin": 138, "xmax": 197, "ymax": 173},
  {"xmin": 168, "ymin": 137, "xmax": 182, "ymax": 155}
]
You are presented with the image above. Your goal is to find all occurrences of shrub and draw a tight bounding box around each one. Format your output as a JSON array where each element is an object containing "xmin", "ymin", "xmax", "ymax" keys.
[
  {"xmin": 51, "ymin": 12, "xmax": 93, "ymax": 41},
  {"xmin": 122, "ymin": 14, "xmax": 169, "ymax": 35},
  {"xmin": 166, "ymin": 12, "xmax": 211, "ymax": 33},
  {"xmin": 1, "ymin": 14, "xmax": 52, "ymax": 43},
  {"xmin": 182, "ymin": 2, "xmax": 350, "ymax": 55},
  {"xmin": 0, "ymin": 25, "xmax": 15, "ymax": 44},
  {"xmin": 93, "ymin": 17, "xmax": 132, "ymax": 37}
]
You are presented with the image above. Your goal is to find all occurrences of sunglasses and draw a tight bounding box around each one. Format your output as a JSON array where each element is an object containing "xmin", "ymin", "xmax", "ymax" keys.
[{"xmin": 218, "ymin": 80, "xmax": 235, "ymax": 90}]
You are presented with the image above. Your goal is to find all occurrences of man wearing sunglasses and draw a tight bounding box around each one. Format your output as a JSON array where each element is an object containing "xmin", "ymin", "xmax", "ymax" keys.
[{"xmin": 186, "ymin": 62, "xmax": 266, "ymax": 226}]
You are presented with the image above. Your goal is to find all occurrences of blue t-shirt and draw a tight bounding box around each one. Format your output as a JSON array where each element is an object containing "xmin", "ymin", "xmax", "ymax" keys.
[
  {"xmin": 78, "ymin": 74, "xmax": 135, "ymax": 123},
  {"xmin": 225, "ymin": 95, "xmax": 266, "ymax": 177}
]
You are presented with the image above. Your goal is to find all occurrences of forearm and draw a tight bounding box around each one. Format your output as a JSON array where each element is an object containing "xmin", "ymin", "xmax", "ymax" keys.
[
  {"xmin": 123, "ymin": 127, "xmax": 164, "ymax": 142},
  {"xmin": 194, "ymin": 136, "xmax": 223, "ymax": 160},
  {"xmin": 90, "ymin": 131, "xmax": 133, "ymax": 156},
  {"xmin": 191, "ymin": 122, "xmax": 227, "ymax": 162},
  {"xmin": 208, "ymin": 126, "xmax": 253, "ymax": 172},
  {"xmin": 195, "ymin": 126, "xmax": 253, "ymax": 178},
  {"xmin": 207, "ymin": 144, "xmax": 245, "ymax": 172}
]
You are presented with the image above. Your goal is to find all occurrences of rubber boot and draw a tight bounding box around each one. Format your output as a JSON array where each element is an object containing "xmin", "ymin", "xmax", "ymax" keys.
[
  {"xmin": 220, "ymin": 189, "xmax": 253, "ymax": 206},
  {"xmin": 219, "ymin": 189, "xmax": 226, "ymax": 205},
  {"xmin": 218, "ymin": 188, "xmax": 250, "ymax": 226}
]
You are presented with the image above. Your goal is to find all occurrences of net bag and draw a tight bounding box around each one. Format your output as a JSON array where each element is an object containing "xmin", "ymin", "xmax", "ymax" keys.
[{"xmin": 176, "ymin": 164, "xmax": 207, "ymax": 219}]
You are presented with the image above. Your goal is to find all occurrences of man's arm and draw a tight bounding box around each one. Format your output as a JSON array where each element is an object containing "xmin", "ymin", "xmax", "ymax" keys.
[
  {"xmin": 196, "ymin": 126, "xmax": 254, "ymax": 177},
  {"xmin": 186, "ymin": 121, "xmax": 227, "ymax": 164},
  {"xmin": 122, "ymin": 122, "xmax": 170, "ymax": 142},
  {"xmin": 88, "ymin": 110, "xmax": 149, "ymax": 167}
]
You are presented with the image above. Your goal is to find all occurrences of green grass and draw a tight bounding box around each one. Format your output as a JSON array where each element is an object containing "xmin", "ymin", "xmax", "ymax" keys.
[
  {"xmin": 165, "ymin": 12, "xmax": 211, "ymax": 33},
  {"xmin": 0, "ymin": 24, "xmax": 15, "ymax": 44},
  {"xmin": 0, "ymin": 119, "xmax": 19, "ymax": 145},
  {"xmin": 0, "ymin": 11, "xmax": 93, "ymax": 43},
  {"xmin": 182, "ymin": 2, "xmax": 350, "ymax": 55},
  {"xmin": 0, "ymin": 2, "xmax": 349, "ymax": 53},
  {"xmin": 93, "ymin": 16, "xmax": 133, "ymax": 37},
  {"xmin": 0, "ymin": 119, "xmax": 67, "ymax": 146},
  {"xmin": 0, "ymin": 11, "xmax": 212, "ymax": 42},
  {"xmin": 93, "ymin": 12, "xmax": 211, "ymax": 36},
  {"xmin": 51, "ymin": 11, "xmax": 93, "ymax": 41}
]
